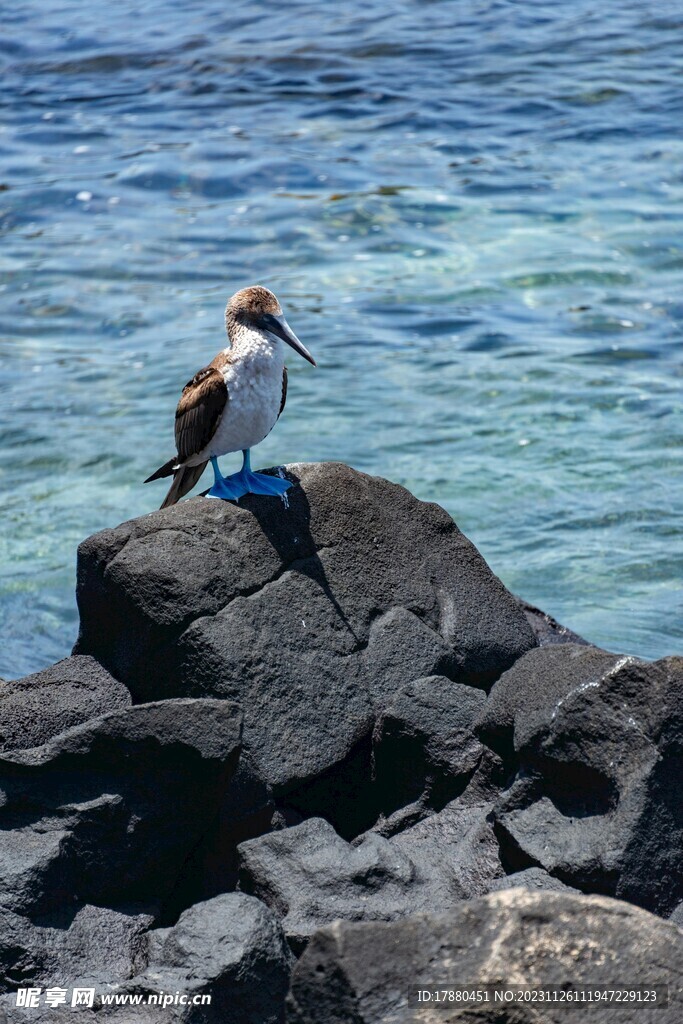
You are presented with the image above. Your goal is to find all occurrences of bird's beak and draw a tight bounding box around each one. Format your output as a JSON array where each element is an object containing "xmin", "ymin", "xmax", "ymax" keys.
[{"xmin": 260, "ymin": 313, "xmax": 316, "ymax": 366}]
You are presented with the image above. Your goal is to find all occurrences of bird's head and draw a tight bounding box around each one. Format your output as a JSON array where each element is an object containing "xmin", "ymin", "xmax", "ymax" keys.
[{"xmin": 225, "ymin": 285, "xmax": 316, "ymax": 366}]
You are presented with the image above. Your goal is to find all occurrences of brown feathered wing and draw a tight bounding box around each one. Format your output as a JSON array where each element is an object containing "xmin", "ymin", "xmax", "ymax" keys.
[{"xmin": 144, "ymin": 365, "xmax": 228, "ymax": 508}]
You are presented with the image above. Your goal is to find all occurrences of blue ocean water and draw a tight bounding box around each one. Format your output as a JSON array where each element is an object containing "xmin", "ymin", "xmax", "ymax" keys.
[{"xmin": 1, "ymin": 0, "xmax": 682, "ymax": 678}]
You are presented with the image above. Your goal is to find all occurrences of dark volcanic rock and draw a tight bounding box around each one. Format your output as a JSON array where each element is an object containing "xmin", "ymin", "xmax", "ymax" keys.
[
  {"xmin": 239, "ymin": 796, "xmax": 502, "ymax": 953},
  {"xmin": 476, "ymin": 645, "xmax": 683, "ymax": 916},
  {"xmin": 372, "ymin": 675, "xmax": 485, "ymax": 814},
  {"xmin": 487, "ymin": 867, "xmax": 580, "ymax": 895},
  {"xmin": 0, "ymin": 903, "xmax": 152, "ymax": 993},
  {"xmin": 514, "ymin": 597, "xmax": 592, "ymax": 648},
  {"xmin": 361, "ymin": 609, "xmax": 459, "ymax": 705},
  {"xmin": 0, "ymin": 699, "xmax": 241, "ymax": 918},
  {"xmin": 287, "ymin": 890, "xmax": 683, "ymax": 1023},
  {"xmin": 0, "ymin": 656, "xmax": 130, "ymax": 752},
  {"xmin": 126, "ymin": 893, "xmax": 292, "ymax": 1023},
  {"xmin": 0, "ymin": 895, "xmax": 290, "ymax": 1023},
  {"xmin": 239, "ymin": 818, "xmax": 416, "ymax": 954},
  {"xmin": 74, "ymin": 463, "xmax": 536, "ymax": 806},
  {"xmin": 475, "ymin": 643, "xmax": 623, "ymax": 762},
  {"xmin": 389, "ymin": 795, "xmax": 503, "ymax": 898},
  {"xmin": 4, "ymin": 461, "xmax": 681, "ymax": 1021}
]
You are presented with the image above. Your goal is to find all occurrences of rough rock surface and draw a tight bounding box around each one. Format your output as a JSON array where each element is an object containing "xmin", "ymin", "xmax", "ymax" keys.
[
  {"xmin": 514, "ymin": 597, "xmax": 592, "ymax": 648},
  {"xmin": 239, "ymin": 796, "xmax": 502, "ymax": 953},
  {"xmin": 372, "ymin": 675, "xmax": 485, "ymax": 814},
  {"xmin": 74, "ymin": 463, "xmax": 536, "ymax": 803},
  {"xmin": 476, "ymin": 644, "xmax": 683, "ymax": 916},
  {"xmin": 0, "ymin": 656, "xmax": 130, "ymax": 752},
  {"xmin": 288, "ymin": 890, "xmax": 683, "ymax": 1023},
  {"xmin": 0, "ymin": 895, "xmax": 291, "ymax": 1023},
  {"xmin": 0, "ymin": 904, "xmax": 153, "ymax": 993},
  {"xmin": 475, "ymin": 643, "xmax": 623, "ymax": 760},
  {"xmin": 487, "ymin": 866, "xmax": 580, "ymax": 895},
  {"xmin": 0, "ymin": 699, "xmax": 242, "ymax": 918},
  {"xmin": 1, "ymin": 463, "xmax": 680, "ymax": 1021},
  {"xmin": 119, "ymin": 893, "xmax": 292, "ymax": 1024}
]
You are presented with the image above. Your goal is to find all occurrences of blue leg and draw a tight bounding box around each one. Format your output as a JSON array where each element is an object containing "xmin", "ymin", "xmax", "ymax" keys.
[
  {"xmin": 207, "ymin": 455, "xmax": 247, "ymax": 500},
  {"xmin": 207, "ymin": 450, "xmax": 292, "ymax": 502}
]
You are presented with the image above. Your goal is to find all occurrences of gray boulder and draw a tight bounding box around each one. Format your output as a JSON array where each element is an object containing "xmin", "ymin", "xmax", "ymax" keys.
[
  {"xmin": 239, "ymin": 818, "xmax": 417, "ymax": 954},
  {"xmin": 239, "ymin": 796, "xmax": 502, "ymax": 953},
  {"xmin": 476, "ymin": 643, "xmax": 623, "ymax": 762},
  {"xmin": 0, "ymin": 699, "xmax": 242, "ymax": 917},
  {"xmin": 288, "ymin": 890, "xmax": 683, "ymax": 1023},
  {"xmin": 0, "ymin": 656, "xmax": 130, "ymax": 752},
  {"xmin": 670, "ymin": 902, "xmax": 683, "ymax": 927},
  {"xmin": 476, "ymin": 645, "xmax": 683, "ymax": 915},
  {"xmin": 0, "ymin": 903, "xmax": 152, "ymax": 993},
  {"xmin": 487, "ymin": 867, "xmax": 580, "ymax": 895},
  {"xmin": 361, "ymin": 609, "xmax": 459, "ymax": 706},
  {"xmin": 372, "ymin": 675, "xmax": 486, "ymax": 814},
  {"xmin": 0, "ymin": 895, "xmax": 291, "ymax": 1023},
  {"xmin": 74, "ymin": 463, "xmax": 536, "ymax": 810},
  {"xmin": 391, "ymin": 793, "xmax": 503, "ymax": 896},
  {"xmin": 514, "ymin": 597, "xmax": 593, "ymax": 648},
  {"xmin": 124, "ymin": 893, "xmax": 292, "ymax": 1023}
]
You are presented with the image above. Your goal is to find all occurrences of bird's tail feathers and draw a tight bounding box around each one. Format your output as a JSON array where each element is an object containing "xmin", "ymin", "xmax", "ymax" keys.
[
  {"xmin": 159, "ymin": 461, "xmax": 209, "ymax": 509},
  {"xmin": 144, "ymin": 457, "xmax": 177, "ymax": 483}
]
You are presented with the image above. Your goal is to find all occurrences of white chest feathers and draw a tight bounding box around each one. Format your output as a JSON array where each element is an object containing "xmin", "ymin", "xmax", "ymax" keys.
[{"xmin": 207, "ymin": 329, "xmax": 285, "ymax": 457}]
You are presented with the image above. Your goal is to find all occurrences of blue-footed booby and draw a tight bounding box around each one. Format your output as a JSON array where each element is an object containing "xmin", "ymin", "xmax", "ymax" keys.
[{"xmin": 145, "ymin": 286, "xmax": 315, "ymax": 508}]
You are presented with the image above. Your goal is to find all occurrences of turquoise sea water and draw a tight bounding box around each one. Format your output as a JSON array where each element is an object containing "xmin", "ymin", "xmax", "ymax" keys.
[{"xmin": 1, "ymin": 0, "xmax": 682, "ymax": 678}]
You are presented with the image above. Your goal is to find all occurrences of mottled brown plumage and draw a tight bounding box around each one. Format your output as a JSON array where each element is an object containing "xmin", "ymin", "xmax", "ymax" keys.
[
  {"xmin": 225, "ymin": 285, "xmax": 280, "ymax": 330},
  {"xmin": 175, "ymin": 365, "xmax": 228, "ymax": 462}
]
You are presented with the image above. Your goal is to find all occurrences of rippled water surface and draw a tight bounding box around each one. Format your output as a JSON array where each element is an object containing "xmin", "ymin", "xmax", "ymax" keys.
[{"xmin": 1, "ymin": 0, "xmax": 682, "ymax": 677}]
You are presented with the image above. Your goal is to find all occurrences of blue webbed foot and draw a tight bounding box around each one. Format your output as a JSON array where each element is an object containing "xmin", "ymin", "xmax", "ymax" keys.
[
  {"xmin": 206, "ymin": 452, "xmax": 292, "ymax": 502},
  {"xmin": 241, "ymin": 470, "xmax": 292, "ymax": 496},
  {"xmin": 207, "ymin": 473, "xmax": 250, "ymax": 501}
]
